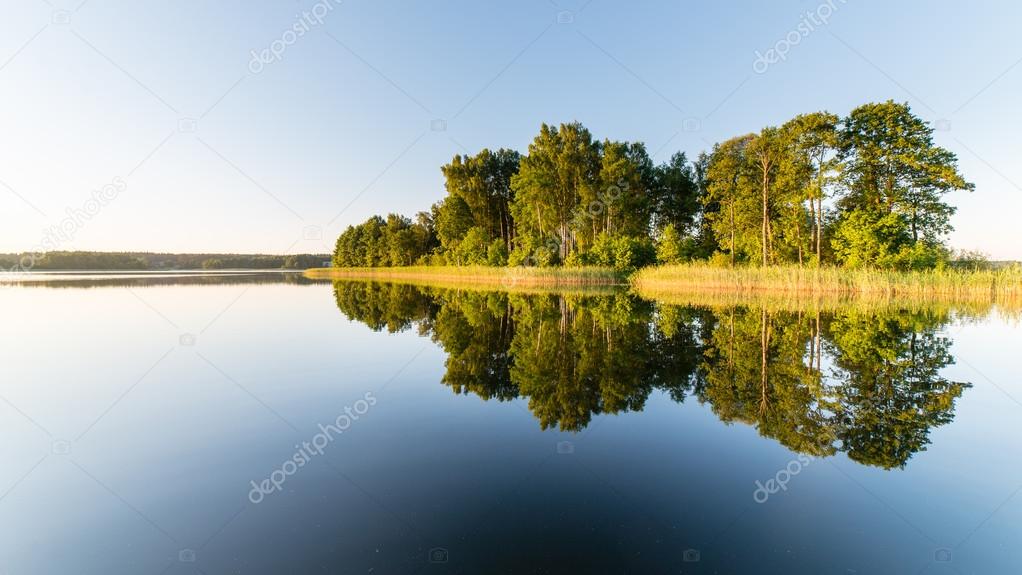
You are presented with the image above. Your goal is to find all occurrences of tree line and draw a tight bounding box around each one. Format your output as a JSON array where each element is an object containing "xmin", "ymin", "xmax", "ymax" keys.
[
  {"xmin": 1, "ymin": 251, "xmax": 328, "ymax": 271},
  {"xmin": 333, "ymin": 101, "xmax": 974, "ymax": 271}
]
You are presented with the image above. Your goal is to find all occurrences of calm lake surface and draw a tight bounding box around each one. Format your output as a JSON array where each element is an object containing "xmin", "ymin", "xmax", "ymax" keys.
[{"xmin": 2, "ymin": 272, "xmax": 1020, "ymax": 574}]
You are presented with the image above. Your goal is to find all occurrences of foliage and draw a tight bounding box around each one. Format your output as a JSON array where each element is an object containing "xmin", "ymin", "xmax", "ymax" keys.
[
  {"xmin": 2, "ymin": 251, "xmax": 327, "ymax": 271},
  {"xmin": 569, "ymin": 233, "xmax": 655, "ymax": 271},
  {"xmin": 486, "ymin": 238, "xmax": 508, "ymax": 266},
  {"xmin": 655, "ymin": 224, "xmax": 685, "ymax": 264},
  {"xmin": 439, "ymin": 148, "xmax": 520, "ymax": 251},
  {"xmin": 330, "ymin": 104, "xmax": 973, "ymax": 273},
  {"xmin": 451, "ymin": 227, "xmax": 489, "ymax": 266},
  {"xmin": 32, "ymin": 251, "xmax": 149, "ymax": 270},
  {"xmin": 333, "ymin": 213, "xmax": 436, "ymax": 267}
]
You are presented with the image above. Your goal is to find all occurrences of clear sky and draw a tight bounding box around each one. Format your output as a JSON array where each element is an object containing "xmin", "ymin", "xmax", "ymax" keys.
[{"xmin": 2, "ymin": 0, "xmax": 1020, "ymax": 258}]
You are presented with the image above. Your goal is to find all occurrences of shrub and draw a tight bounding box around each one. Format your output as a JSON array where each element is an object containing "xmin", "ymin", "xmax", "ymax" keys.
[
  {"xmin": 509, "ymin": 235, "xmax": 560, "ymax": 267},
  {"xmin": 655, "ymin": 224, "xmax": 685, "ymax": 265},
  {"xmin": 832, "ymin": 209, "xmax": 911, "ymax": 269},
  {"xmin": 613, "ymin": 236, "xmax": 656, "ymax": 271},
  {"xmin": 579, "ymin": 233, "xmax": 654, "ymax": 271},
  {"xmin": 487, "ymin": 239, "xmax": 509, "ymax": 266},
  {"xmin": 451, "ymin": 227, "xmax": 489, "ymax": 265}
]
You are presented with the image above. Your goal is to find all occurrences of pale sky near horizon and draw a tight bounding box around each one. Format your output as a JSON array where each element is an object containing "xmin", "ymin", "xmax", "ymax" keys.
[{"xmin": 2, "ymin": 0, "xmax": 1021, "ymax": 258}]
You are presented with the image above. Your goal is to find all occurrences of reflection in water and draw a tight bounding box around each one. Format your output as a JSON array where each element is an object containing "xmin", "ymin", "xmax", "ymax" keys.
[{"xmin": 334, "ymin": 281, "xmax": 970, "ymax": 469}]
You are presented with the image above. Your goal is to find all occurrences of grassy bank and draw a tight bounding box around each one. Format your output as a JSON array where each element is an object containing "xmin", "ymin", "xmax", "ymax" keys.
[
  {"xmin": 305, "ymin": 265, "xmax": 625, "ymax": 288},
  {"xmin": 632, "ymin": 263, "xmax": 1022, "ymax": 306},
  {"xmin": 307, "ymin": 263, "xmax": 1022, "ymax": 308}
]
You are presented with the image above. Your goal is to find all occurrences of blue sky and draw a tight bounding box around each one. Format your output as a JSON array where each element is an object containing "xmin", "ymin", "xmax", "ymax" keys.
[{"xmin": 2, "ymin": 0, "xmax": 1020, "ymax": 258}]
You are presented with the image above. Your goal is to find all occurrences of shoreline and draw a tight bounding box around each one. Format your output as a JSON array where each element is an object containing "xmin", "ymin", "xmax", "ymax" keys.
[
  {"xmin": 306, "ymin": 263, "xmax": 1022, "ymax": 307},
  {"xmin": 304, "ymin": 266, "xmax": 626, "ymax": 287}
]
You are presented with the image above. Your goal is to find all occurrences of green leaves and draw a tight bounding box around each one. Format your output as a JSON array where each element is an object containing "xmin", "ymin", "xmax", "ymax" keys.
[
  {"xmin": 440, "ymin": 147, "xmax": 520, "ymax": 251},
  {"xmin": 697, "ymin": 101, "xmax": 970, "ymax": 269},
  {"xmin": 331, "ymin": 105, "xmax": 972, "ymax": 272}
]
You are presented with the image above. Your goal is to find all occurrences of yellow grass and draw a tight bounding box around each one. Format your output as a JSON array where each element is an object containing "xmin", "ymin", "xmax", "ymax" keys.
[
  {"xmin": 304, "ymin": 265, "xmax": 625, "ymax": 288},
  {"xmin": 631, "ymin": 263, "xmax": 1022, "ymax": 309},
  {"xmin": 305, "ymin": 264, "xmax": 1022, "ymax": 312}
]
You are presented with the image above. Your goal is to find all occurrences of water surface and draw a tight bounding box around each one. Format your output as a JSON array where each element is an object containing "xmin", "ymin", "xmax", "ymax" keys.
[{"xmin": 1, "ymin": 273, "xmax": 1019, "ymax": 573}]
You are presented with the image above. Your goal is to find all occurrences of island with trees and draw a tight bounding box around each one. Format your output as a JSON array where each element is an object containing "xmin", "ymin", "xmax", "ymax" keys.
[{"xmin": 317, "ymin": 101, "xmax": 1020, "ymax": 300}]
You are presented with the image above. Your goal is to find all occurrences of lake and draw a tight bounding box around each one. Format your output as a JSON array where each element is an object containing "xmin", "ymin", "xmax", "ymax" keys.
[{"xmin": 1, "ymin": 272, "xmax": 1019, "ymax": 573}]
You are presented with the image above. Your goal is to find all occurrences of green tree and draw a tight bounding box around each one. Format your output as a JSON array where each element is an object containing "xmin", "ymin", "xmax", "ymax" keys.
[
  {"xmin": 835, "ymin": 101, "xmax": 972, "ymax": 267},
  {"xmin": 593, "ymin": 140, "xmax": 654, "ymax": 241},
  {"xmin": 433, "ymin": 196, "xmax": 474, "ymax": 260},
  {"xmin": 440, "ymin": 148, "xmax": 521, "ymax": 251},
  {"xmin": 652, "ymin": 152, "xmax": 701, "ymax": 236},
  {"xmin": 703, "ymin": 134, "xmax": 757, "ymax": 265},
  {"xmin": 748, "ymin": 127, "xmax": 785, "ymax": 266},
  {"xmin": 511, "ymin": 122, "xmax": 601, "ymax": 263},
  {"xmin": 780, "ymin": 111, "xmax": 840, "ymax": 264},
  {"xmin": 655, "ymin": 223, "xmax": 684, "ymax": 264}
]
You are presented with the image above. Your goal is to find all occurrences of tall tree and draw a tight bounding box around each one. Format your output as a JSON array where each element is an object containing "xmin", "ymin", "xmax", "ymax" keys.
[
  {"xmin": 652, "ymin": 151, "xmax": 701, "ymax": 235},
  {"xmin": 703, "ymin": 135, "xmax": 757, "ymax": 265},
  {"xmin": 748, "ymin": 127, "xmax": 783, "ymax": 266},
  {"xmin": 440, "ymin": 148, "xmax": 521, "ymax": 251},
  {"xmin": 595, "ymin": 140, "xmax": 654, "ymax": 240},
  {"xmin": 511, "ymin": 123, "xmax": 601, "ymax": 262},
  {"xmin": 780, "ymin": 112, "xmax": 840, "ymax": 263},
  {"xmin": 834, "ymin": 101, "xmax": 973, "ymax": 268}
]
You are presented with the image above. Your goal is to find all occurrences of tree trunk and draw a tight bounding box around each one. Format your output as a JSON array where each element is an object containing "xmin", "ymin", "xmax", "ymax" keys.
[
  {"xmin": 729, "ymin": 202, "xmax": 736, "ymax": 267},
  {"xmin": 796, "ymin": 213, "xmax": 803, "ymax": 266},
  {"xmin": 760, "ymin": 308, "xmax": 769, "ymax": 415},
  {"xmin": 816, "ymin": 197, "xmax": 823, "ymax": 261},
  {"xmin": 760, "ymin": 159, "xmax": 771, "ymax": 266},
  {"xmin": 808, "ymin": 198, "xmax": 816, "ymax": 259},
  {"xmin": 815, "ymin": 309, "xmax": 821, "ymax": 371}
]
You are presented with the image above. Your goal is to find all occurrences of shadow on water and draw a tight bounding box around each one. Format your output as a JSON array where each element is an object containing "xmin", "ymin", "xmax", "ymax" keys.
[{"xmin": 333, "ymin": 279, "xmax": 976, "ymax": 470}]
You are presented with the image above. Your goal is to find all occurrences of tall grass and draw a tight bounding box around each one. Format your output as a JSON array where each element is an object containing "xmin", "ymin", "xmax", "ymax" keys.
[
  {"xmin": 632, "ymin": 263, "xmax": 1022, "ymax": 308},
  {"xmin": 306, "ymin": 263, "xmax": 1022, "ymax": 310},
  {"xmin": 305, "ymin": 265, "xmax": 625, "ymax": 287}
]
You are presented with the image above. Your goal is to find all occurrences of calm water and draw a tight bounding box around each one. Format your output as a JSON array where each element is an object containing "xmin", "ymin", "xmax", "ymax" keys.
[{"xmin": 1, "ymin": 273, "xmax": 1020, "ymax": 574}]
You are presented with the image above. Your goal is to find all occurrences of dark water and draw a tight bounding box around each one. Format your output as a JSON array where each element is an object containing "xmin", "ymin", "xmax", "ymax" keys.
[{"xmin": 1, "ymin": 273, "xmax": 1019, "ymax": 574}]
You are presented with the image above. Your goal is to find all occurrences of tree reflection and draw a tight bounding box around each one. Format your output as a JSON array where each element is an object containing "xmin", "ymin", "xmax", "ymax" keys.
[
  {"xmin": 332, "ymin": 281, "xmax": 970, "ymax": 469},
  {"xmin": 824, "ymin": 310, "xmax": 968, "ymax": 468}
]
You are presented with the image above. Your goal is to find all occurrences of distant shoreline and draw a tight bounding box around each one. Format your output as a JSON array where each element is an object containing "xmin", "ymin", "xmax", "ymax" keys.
[{"xmin": 1, "ymin": 251, "xmax": 329, "ymax": 273}]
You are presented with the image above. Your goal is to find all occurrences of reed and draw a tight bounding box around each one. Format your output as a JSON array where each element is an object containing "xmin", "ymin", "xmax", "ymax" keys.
[
  {"xmin": 304, "ymin": 266, "xmax": 625, "ymax": 287},
  {"xmin": 631, "ymin": 263, "xmax": 1022, "ymax": 308}
]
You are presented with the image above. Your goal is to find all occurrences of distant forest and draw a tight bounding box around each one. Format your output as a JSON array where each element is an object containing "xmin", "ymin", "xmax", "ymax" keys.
[
  {"xmin": 1, "ymin": 251, "xmax": 329, "ymax": 271},
  {"xmin": 333, "ymin": 101, "xmax": 981, "ymax": 271}
]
